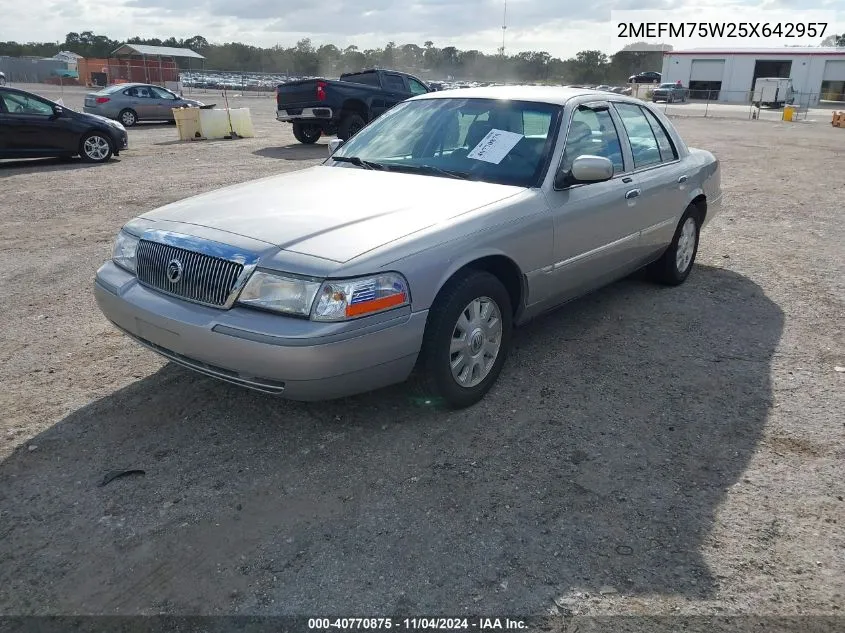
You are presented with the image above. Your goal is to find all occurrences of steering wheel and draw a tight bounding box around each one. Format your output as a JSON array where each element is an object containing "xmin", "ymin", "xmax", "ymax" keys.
[
  {"xmin": 502, "ymin": 143, "xmax": 536, "ymax": 170},
  {"xmin": 12, "ymin": 104, "xmax": 24, "ymax": 113}
]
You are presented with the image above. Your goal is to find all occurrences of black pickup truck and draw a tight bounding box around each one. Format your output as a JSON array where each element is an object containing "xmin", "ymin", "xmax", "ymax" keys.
[{"xmin": 276, "ymin": 68, "xmax": 432, "ymax": 144}]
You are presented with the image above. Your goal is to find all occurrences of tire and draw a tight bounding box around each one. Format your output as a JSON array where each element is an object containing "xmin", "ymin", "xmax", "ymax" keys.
[
  {"xmin": 292, "ymin": 121, "xmax": 321, "ymax": 144},
  {"xmin": 411, "ymin": 270, "xmax": 513, "ymax": 409},
  {"xmin": 648, "ymin": 206, "xmax": 701, "ymax": 286},
  {"xmin": 338, "ymin": 113, "xmax": 366, "ymax": 141},
  {"xmin": 118, "ymin": 109, "xmax": 137, "ymax": 127},
  {"xmin": 79, "ymin": 132, "xmax": 113, "ymax": 163},
  {"xmin": 668, "ymin": 95, "xmax": 674, "ymax": 104}
]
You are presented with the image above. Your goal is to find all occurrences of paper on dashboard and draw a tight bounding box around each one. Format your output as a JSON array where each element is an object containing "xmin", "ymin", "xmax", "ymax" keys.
[{"xmin": 467, "ymin": 129, "xmax": 524, "ymax": 164}]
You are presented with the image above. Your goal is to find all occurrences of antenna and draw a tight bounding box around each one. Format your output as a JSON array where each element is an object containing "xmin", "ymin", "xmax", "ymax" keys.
[{"xmin": 501, "ymin": 0, "xmax": 508, "ymax": 56}]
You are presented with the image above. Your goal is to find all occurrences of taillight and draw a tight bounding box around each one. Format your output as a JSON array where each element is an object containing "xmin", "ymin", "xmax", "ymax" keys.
[
  {"xmin": 95, "ymin": 97, "xmax": 110, "ymax": 104},
  {"xmin": 316, "ymin": 81, "xmax": 326, "ymax": 101}
]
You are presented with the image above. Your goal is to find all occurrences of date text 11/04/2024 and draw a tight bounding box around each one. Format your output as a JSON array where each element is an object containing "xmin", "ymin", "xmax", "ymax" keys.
[
  {"xmin": 308, "ymin": 618, "xmax": 527, "ymax": 630},
  {"xmin": 617, "ymin": 21, "xmax": 828, "ymax": 38}
]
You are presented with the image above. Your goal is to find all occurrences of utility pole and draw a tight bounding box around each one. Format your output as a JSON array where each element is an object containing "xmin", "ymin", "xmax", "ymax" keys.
[{"xmin": 500, "ymin": 0, "xmax": 508, "ymax": 57}]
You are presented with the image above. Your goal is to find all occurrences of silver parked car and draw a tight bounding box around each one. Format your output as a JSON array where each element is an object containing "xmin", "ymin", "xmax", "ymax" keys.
[
  {"xmin": 83, "ymin": 83, "xmax": 203, "ymax": 127},
  {"xmin": 95, "ymin": 86, "xmax": 722, "ymax": 408}
]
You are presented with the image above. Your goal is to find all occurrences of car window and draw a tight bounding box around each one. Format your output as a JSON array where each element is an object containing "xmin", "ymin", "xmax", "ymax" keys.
[
  {"xmin": 408, "ymin": 78, "xmax": 428, "ymax": 96},
  {"xmin": 641, "ymin": 107, "xmax": 678, "ymax": 162},
  {"xmin": 383, "ymin": 74, "xmax": 406, "ymax": 92},
  {"xmin": 613, "ymin": 103, "xmax": 662, "ymax": 169},
  {"xmin": 0, "ymin": 91, "xmax": 54, "ymax": 116},
  {"xmin": 342, "ymin": 72, "xmax": 380, "ymax": 86},
  {"xmin": 123, "ymin": 88, "xmax": 136, "ymax": 97},
  {"xmin": 560, "ymin": 106, "xmax": 624, "ymax": 175},
  {"xmin": 135, "ymin": 86, "xmax": 153, "ymax": 98},
  {"xmin": 150, "ymin": 86, "xmax": 176, "ymax": 99}
]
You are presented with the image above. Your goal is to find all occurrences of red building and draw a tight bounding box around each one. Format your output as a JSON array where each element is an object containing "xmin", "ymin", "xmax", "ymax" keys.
[{"xmin": 78, "ymin": 44, "xmax": 205, "ymax": 87}]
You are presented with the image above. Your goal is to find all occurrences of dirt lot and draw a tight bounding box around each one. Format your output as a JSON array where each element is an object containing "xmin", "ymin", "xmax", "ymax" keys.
[{"xmin": 0, "ymin": 85, "xmax": 843, "ymax": 621}]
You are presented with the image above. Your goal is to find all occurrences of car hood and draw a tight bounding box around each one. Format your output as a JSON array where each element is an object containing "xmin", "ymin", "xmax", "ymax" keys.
[{"xmin": 140, "ymin": 165, "xmax": 525, "ymax": 263}]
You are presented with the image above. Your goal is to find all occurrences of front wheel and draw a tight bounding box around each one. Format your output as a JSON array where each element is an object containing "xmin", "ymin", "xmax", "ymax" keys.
[
  {"xmin": 338, "ymin": 113, "xmax": 366, "ymax": 141},
  {"xmin": 79, "ymin": 132, "xmax": 113, "ymax": 163},
  {"xmin": 291, "ymin": 121, "xmax": 321, "ymax": 144},
  {"xmin": 648, "ymin": 207, "xmax": 701, "ymax": 285},
  {"xmin": 411, "ymin": 270, "xmax": 513, "ymax": 408}
]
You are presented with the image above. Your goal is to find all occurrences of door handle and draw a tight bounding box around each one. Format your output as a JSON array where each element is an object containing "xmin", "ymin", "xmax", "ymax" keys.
[
  {"xmin": 678, "ymin": 175, "xmax": 688, "ymax": 183},
  {"xmin": 625, "ymin": 189, "xmax": 641, "ymax": 200},
  {"xmin": 622, "ymin": 176, "xmax": 633, "ymax": 183}
]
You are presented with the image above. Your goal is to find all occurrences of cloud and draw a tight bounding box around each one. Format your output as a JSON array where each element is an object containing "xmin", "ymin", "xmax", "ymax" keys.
[{"xmin": 2, "ymin": 0, "xmax": 843, "ymax": 58}]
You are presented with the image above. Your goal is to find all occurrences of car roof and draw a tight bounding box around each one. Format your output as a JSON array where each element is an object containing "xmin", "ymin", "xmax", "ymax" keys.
[{"xmin": 410, "ymin": 84, "xmax": 647, "ymax": 107}]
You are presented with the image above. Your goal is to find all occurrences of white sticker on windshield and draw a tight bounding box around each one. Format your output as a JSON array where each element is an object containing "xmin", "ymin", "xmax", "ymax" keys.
[{"xmin": 467, "ymin": 129, "xmax": 524, "ymax": 164}]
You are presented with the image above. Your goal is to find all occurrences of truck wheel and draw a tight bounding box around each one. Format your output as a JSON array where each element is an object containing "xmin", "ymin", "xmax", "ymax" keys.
[
  {"xmin": 338, "ymin": 113, "xmax": 366, "ymax": 141},
  {"xmin": 292, "ymin": 122, "xmax": 321, "ymax": 144}
]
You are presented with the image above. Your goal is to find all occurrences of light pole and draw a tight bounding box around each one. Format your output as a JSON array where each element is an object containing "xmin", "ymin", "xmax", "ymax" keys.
[{"xmin": 500, "ymin": 0, "xmax": 508, "ymax": 57}]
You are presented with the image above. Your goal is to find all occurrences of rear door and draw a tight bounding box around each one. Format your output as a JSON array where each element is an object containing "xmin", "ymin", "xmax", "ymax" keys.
[
  {"xmin": 129, "ymin": 85, "xmax": 158, "ymax": 120},
  {"xmin": 612, "ymin": 101, "xmax": 686, "ymax": 258}
]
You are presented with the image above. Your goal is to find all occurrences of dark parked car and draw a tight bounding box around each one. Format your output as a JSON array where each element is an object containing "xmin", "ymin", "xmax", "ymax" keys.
[
  {"xmin": 652, "ymin": 82, "xmax": 689, "ymax": 103},
  {"xmin": 276, "ymin": 68, "xmax": 433, "ymax": 144},
  {"xmin": 83, "ymin": 83, "xmax": 204, "ymax": 127},
  {"xmin": 629, "ymin": 71, "xmax": 662, "ymax": 84},
  {"xmin": 0, "ymin": 86, "xmax": 128, "ymax": 163}
]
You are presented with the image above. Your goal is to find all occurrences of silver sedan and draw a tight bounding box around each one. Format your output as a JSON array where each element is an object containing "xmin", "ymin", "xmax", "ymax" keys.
[
  {"xmin": 95, "ymin": 86, "xmax": 722, "ymax": 408},
  {"xmin": 83, "ymin": 83, "xmax": 204, "ymax": 126}
]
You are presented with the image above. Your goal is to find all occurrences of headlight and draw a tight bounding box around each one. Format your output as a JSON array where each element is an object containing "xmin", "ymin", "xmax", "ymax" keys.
[
  {"xmin": 112, "ymin": 230, "xmax": 139, "ymax": 273},
  {"xmin": 312, "ymin": 273, "xmax": 409, "ymax": 321},
  {"xmin": 237, "ymin": 270, "xmax": 321, "ymax": 316}
]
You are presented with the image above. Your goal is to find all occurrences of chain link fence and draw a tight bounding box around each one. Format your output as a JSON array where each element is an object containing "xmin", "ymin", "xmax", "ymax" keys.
[{"xmin": 641, "ymin": 88, "xmax": 843, "ymax": 123}]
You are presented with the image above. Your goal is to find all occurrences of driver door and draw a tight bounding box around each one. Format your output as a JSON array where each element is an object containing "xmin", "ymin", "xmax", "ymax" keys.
[
  {"xmin": 545, "ymin": 103, "xmax": 642, "ymax": 300},
  {"xmin": 0, "ymin": 89, "xmax": 76, "ymax": 154},
  {"xmin": 150, "ymin": 86, "xmax": 179, "ymax": 120}
]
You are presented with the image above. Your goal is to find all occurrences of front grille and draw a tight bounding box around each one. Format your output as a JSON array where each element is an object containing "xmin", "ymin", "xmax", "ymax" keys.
[{"xmin": 136, "ymin": 240, "xmax": 244, "ymax": 307}]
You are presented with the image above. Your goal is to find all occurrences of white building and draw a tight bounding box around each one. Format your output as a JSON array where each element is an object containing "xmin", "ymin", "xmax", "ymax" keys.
[{"xmin": 661, "ymin": 47, "xmax": 845, "ymax": 106}]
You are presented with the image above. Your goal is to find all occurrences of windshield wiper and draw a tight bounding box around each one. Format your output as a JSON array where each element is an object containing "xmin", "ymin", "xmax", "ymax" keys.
[
  {"xmin": 387, "ymin": 164, "xmax": 471, "ymax": 180},
  {"xmin": 331, "ymin": 155, "xmax": 388, "ymax": 171}
]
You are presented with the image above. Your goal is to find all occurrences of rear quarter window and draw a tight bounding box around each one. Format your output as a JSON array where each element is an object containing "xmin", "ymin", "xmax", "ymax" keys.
[{"xmin": 342, "ymin": 72, "xmax": 380, "ymax": 87}]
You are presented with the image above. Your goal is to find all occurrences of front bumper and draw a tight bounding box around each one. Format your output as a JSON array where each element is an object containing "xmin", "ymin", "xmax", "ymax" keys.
[{"xmin": 94, "ymin": 261, "xmax": 427, "ymax": 400}]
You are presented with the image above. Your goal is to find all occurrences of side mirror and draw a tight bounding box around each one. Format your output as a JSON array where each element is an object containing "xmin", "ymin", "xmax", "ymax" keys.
[
  {"xmin": 555, "ymin": 155, "xmax": 614, "ymax": 189},
  {"xmin": 328, "ymin": 138, "xmax": 344, "ymax": 155},
  {"xmin": 52, "ymin": 105, "xmax": 64, "ymax": 118}
]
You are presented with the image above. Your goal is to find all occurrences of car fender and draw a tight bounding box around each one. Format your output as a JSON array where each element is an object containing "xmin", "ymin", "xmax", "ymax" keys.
[{"xmin": 412, "ymin": 244, "xmax": 528, "ymax": 318}]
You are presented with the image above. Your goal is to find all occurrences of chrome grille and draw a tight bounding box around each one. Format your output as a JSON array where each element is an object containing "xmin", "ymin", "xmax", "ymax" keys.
[{"xmin": 136, "ymin": 240, "xmax": 244, "ymax": 307}]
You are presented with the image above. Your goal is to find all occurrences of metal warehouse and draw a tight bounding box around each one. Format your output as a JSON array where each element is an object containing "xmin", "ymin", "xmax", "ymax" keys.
[{"xmin": 661, "ymin": 47, "xmax": 845, "ymax": 106}]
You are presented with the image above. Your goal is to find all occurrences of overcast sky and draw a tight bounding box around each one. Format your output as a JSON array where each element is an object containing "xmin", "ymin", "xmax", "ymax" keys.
[{"xmin": 2, "ymin": 0, "xmax": 843, "ymax": 58}]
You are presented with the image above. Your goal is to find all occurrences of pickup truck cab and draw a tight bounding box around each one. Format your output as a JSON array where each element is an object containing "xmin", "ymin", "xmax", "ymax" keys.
[{"xmin": 276, "ymin": 68, "xmax": 432, "ymax": 144}]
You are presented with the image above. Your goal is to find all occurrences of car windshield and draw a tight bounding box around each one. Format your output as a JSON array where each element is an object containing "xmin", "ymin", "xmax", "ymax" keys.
[
  {"xmin": 659, "ymin": 83, "xmax": 677, "ymax": 88},
  {"xmin": 330, "ymin": 97, "xmax": 562, "ymax": 187}
]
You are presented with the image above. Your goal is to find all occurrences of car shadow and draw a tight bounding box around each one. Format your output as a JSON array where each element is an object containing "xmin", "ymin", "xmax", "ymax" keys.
[
  {"xmin": 253, "ymin": 144, "xmax": 328, "ymax": 160},
  {"xmin": 0, "ymin": 266, "xmax": 783, "ymax": 615},
  {"xmin": 0, "ymin": 157, "xmax": 119, "ymax": 173}
]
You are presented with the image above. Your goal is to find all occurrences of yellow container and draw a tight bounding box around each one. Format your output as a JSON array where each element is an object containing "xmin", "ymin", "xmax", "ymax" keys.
[
  {"xmin": 782, "ymin": 105, "xmax": 796, "ymax": 122},
  {"xmin": 173, "ymin": 107, "xmax": 203, "ymax": 140},
  {"xmin": 198, "ymin": 108, "xmax": 256, "ymax": 139}
]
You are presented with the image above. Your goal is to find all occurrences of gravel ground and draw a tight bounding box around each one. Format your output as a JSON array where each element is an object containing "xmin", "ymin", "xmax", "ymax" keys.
[{"xmin": 0, "ymin": 85, "xmax": 843, "ymax": 622}]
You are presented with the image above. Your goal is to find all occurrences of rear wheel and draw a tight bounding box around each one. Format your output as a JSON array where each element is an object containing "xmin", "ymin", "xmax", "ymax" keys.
[
  {"xmin": 292, "ymin": 121, "xmax": 321, "ymax": 144},
  {"xmin": 79, "ymin": 132, "xmax": 113, "ymax": 163},
  {"xmin": 118, "ymin": 109, "xmax": 137, "ymax": 127},
  {"xmin": 338, "ymin": 113, "xmax": 366, "ymax": 141},
  {"xmin": 411, "ymin": 270, "xmax": 513, "ymax": 409},
  {"xmin": 648, "ymin": 206, "xmax": 701, "ymax": 285}
]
